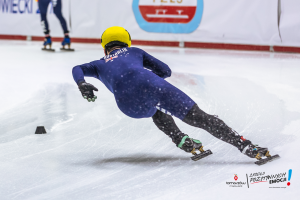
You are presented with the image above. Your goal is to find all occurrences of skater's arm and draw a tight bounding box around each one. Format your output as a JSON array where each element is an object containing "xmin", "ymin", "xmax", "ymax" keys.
[
  {"xmin": 142, "ymin": 51, "xmax": 171, "ymax": 79},
  {"xmin": 72, "ymin": 61, "xmax": 99, "ymax": 84}
]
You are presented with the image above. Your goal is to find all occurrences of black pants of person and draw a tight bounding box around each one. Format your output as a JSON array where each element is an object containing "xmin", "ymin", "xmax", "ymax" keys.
[
  {"xmin": 152, "ymin": 104, "xmax": 250, "ymax": 152},
  {"xmin": 38, "ymin": 0, "xmax": 68, "ymax": 34}
]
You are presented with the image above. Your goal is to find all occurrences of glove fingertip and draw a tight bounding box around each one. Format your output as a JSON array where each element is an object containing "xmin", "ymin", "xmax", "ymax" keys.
[{"xmin": 92, "ymin": 86, "xmax": 98, "ymax": 91}]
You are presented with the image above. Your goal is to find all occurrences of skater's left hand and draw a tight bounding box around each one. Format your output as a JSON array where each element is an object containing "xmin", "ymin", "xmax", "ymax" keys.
[{"xmin": 78, "ymin": 81, "xmax": 98, "ymax": 102}]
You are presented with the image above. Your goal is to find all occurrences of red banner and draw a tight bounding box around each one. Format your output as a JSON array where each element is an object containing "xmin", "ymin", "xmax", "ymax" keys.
[{"xmin": 139, "ymin": 5, "xmax": 196, "ymax": 23}]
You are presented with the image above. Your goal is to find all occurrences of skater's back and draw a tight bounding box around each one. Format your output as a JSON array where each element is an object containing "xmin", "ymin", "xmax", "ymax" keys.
[{"xmin": 73, "ymin": 47, "xmax": 171, "ymax": 95}]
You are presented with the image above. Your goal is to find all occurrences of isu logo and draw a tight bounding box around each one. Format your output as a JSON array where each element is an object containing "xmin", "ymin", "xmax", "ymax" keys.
[{"xmin": 132, "ymin": 0, "xmax": 203, "ymax": 33}]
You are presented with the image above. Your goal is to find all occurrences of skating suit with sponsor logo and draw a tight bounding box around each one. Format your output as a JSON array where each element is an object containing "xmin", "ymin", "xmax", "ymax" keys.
[{"xmin": 72, "ymin": 47, "xmax": 195, "ymax": 119}]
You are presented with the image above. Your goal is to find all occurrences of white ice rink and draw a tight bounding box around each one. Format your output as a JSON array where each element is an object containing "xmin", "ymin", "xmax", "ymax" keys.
[{"xmin": 0, "ymin": 40, "xmax": 299, "ymax": 199}]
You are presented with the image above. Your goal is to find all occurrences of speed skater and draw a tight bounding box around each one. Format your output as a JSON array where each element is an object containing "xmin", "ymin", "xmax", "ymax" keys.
[
  {"xmin": 72, "ymin": 26, "xmax": 279, "ymax": 165},
  {"xmin": 37, "ymin": 0, "xmax": 73, "ymax": 51}
]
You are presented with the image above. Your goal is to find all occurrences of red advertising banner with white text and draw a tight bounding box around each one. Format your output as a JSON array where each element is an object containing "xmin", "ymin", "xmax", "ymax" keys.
[{"xmin": 138, "ymin": 0, "xmax": 197, "ymax": 24}]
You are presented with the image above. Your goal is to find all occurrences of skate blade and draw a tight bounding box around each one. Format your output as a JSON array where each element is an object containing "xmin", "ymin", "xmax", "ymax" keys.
[
  {"xmin": 60, "ymin": 47, "xmax": 75, "ymax": 51},
  {"xmin": 191, "ymin": 150, "xmax": 213, "ymax": 161},
  {"xmin": 255, "ymin": 154, "xmax": 280, "ymax": 166},
  {"xmin": 42, "ymin": 48, "xmax": 55, "ymax": 52}
]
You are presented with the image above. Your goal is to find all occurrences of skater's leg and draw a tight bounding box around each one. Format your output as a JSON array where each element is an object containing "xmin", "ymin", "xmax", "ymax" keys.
[
  {"xmin": 152, "ymin": 110, "xmax": 203, "ymax": 153},
  {"xmin": 182, "ymin": 104, "xmax": 276, "ymax": 161},
  {"xmin": 182, "ymin": 104, "xmax": 250, "ymax": 152},
  {"xmin": 39, "ymin": 0, "xmax": 53, "ymax": 49},
  {"xmin": 52, "ymin": 0, "xmax": 72, "ymax": 48},
  {"xmin": 38, "ymin": 0, "xmax": 51, "ymax": 34},
  {"xmin": 144, "ymin": 77, "xmax": 273, "ymax": 161},
  {"xmin": 152, "ymin": 109, "xmax": 182, "ymax": 143},
  {"xmin": 53, "ymin": 0, "xmax": 69, "ymax": 34},
  {"xmin": 154, "ymin": 80, "xmax": 195, "ymax": 120},
  {"xmin": 151, "ymin": 80, "xmax": 250, "ymax": 153}
]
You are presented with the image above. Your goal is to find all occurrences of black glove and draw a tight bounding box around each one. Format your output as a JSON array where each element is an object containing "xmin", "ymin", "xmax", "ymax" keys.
[{"xmin": 78, "ymin": 81, "xmax": 98, "ymax": 102}]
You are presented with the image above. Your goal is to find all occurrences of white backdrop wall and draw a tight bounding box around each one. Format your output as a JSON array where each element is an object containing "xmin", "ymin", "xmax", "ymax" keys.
[
  {"xmin": 0, "ymin": 0, "xmax": 70, "ymax": 37},
  {"xmin": 71, "ymin": 0, "xmax": 282, "ymax": 46},
  {"xmin": 0, "ymin": 0, "xmax": 298, "ymax": 47},
  {"xmin": 279, "ymin": 0, "xmax": 300, "ymax": 47}
]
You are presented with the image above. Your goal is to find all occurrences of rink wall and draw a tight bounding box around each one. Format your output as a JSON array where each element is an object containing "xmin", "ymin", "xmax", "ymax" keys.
[{"xmin": 0, "ymin": 0, "xmax": 299, "ymax": 53}]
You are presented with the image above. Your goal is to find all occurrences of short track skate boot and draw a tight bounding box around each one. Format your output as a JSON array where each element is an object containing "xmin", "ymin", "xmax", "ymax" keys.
[
  {"xmin": 177, "ymin": 135, "xmax": 212, "ymax": 161},
  {"xmin": 242, "ymin": 143, "xmax": 280, "ymax": 166},
  {"xmin": 61, "ymin": 36, "xmax": 74, "ymax": 51},
  {"xmin": 42, "ymin": 36, "xmax": 55, "ymax": 52}
]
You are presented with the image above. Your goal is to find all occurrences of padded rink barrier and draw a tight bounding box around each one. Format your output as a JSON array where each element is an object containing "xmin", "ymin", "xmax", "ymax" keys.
[{"xmin": 2, "ymin": 0, "xmax": 300, "ymax": 52}]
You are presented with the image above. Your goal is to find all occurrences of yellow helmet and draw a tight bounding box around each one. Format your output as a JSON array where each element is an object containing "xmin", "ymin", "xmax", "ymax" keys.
[{"xmin": 101, "ymin": 26, "xmax": 131, "ymax": 48}]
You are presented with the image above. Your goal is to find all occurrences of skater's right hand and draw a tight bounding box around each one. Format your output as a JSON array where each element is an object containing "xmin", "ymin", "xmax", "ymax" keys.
[{"xmin": 78, "ymin": 81, "xmax": 98, "ymax": 102}]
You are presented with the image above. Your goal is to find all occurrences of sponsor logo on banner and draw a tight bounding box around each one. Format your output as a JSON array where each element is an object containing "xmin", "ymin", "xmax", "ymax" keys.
[
  {"xmin": 225, "ymin": 169, "xmax": 292, "ymax": 189},
  {"xmin": 248, "ymin": 171, "xmax": 288, "ymax": 186},
  {"xmin": 0, "ymin": 0, "xmax": 52, "ymax": 14},
  {"xmin": 132, "ymin": 0, "xmax": 203, "ymax": 33},
  {"xmin": 225, "ymin": 170, "xmax": 292, "ymax": 189},
  {"xmin": 234, "ymin": 174, "xmax": 238, "ymax": 181},
  {"xmin": 226, "ymin": 174, "xmax": 246, "ymax": 187}
]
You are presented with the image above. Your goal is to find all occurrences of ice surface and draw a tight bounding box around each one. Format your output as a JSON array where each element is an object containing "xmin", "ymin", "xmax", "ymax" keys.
[{"xmin": 0, "ymin": 40, "xmax": 299, "ymax": 199}]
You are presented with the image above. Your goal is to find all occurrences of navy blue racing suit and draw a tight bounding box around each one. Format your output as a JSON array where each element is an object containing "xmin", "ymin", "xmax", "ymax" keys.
[
  {"xmin": 72, "ymin": 47, "xmax": 251, "ymax": 153},
  {"xmin": 72, "ymin": 47, "xmax": 195, "ymax": 120},
  {"xmin": 38, "ymin": 0, "xmax": 69, "ymax": 34}
]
